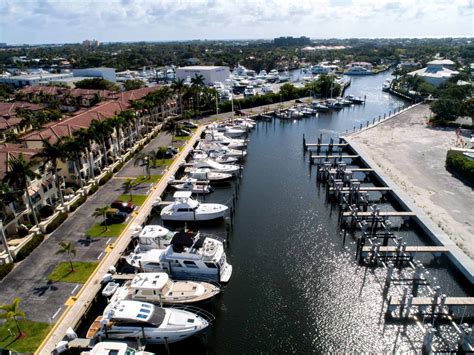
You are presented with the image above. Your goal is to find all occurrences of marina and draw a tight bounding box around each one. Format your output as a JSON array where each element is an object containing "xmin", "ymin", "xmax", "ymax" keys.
[{"xmin": 37, "ymin": 71, "xmax": 473, "ymax": 353}]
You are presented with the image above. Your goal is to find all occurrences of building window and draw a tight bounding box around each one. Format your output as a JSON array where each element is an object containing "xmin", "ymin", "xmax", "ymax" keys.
[{"xmin": 68, "ymin": 161, "xmax": 75, "ymax": 174}]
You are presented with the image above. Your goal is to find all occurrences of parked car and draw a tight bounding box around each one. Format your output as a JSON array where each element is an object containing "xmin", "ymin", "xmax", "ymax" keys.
[
  {"xmin": 176, "ymin": 128, "xmax": 191, "ymax": 137},
  {"xmin": 182, "ymin": 121, "xmax": 198, "ymax": 129},
  {"xmin": 106, "ymin": 208, "xmax": 128, "ymax": 223},
  {"xmin": 111, "ymin": 200, "xmax": 136, "ymax": 213}
]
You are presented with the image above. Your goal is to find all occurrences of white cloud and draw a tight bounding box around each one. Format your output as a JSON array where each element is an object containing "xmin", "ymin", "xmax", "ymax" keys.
[{"xmin": 0, "ymin": 0, "xmax": 472, "ymax": 44}]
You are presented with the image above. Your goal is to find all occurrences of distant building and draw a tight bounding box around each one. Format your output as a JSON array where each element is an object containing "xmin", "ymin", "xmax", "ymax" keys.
[
  {"xmin": 0, "ymin": 43, "xmax": 7, "ymax": 48},
  {"xmin": 274, "ymin": 36, "xmax": 311, "ymax": 47},
  {"xmin": 408, "ymin": 59, "xmax": 459, "ymax": 87},
  {"xmin": 72, "ymin": 67, "xmax": 116, "ymax": 82},
  {"xmin": 0, "ymin": 72, "xmax": 74, "ymax": 87},
  {"xmin": 176, "ymin": 66, "xmax": 230, "ymax": 85},
  {"xmin": 398, "ymin": 61, "xmax": 421, "ymax": 70},
  {"xmin": 82, "ymin": 39, "xmax": 100, "ymax": 48}
]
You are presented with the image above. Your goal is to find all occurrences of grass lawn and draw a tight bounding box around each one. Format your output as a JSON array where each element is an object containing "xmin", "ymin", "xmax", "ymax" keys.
[
  {"xmin": 0, "ymin": 319, "xmax": 51, "ymax": 353},
  {"xmin": 133, "ymin": 174, "xmax": 162, "ymax": 184},
  {"xmin": 117, "ymin": 194, "xmax": 147, "ymax": 206},
  {"xmin": 152, "ymin": 158, "xmax": 174, "ymax": 167},
  {"xmin": 86, "ymin": 222, "xmax": 126, "ymax": 238},
  {"xmin": 48, "ymin": 261, "xmax": 98, "ymax": 283},
  {"xmin": 173, "ymin": 135, "xmax": 192, "ymax": 141}
]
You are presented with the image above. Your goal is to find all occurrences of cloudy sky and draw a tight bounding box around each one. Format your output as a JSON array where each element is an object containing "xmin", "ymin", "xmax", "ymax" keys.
[{"xmin": 0, "ymin": 0, "xmax": 473, "ymax": 44}]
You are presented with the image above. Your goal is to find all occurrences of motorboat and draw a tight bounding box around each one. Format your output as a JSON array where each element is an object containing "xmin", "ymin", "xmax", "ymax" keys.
[
  {"xmin": 300, "ymin": 106, "xmax": 316, "ymax": 116},
  {"xmin": 278, "ymin": 71, "xmax": 290, "ymax": 82},
  {"xmin": 204, "ymin": 131, "xmax": 247, "ymax": 149},
  {"xmin": 170, "ymin": 178, "xmax": 214, "ymax": 194},
  {"xmin": 326, "ymin": 99, "xmax": 344, "ymax": 109},
  {"xmin": 261, "ymin": 84, "xmax": 274, "ymax": 94},
  {"xmin": 208, "ymin": 123, "xmax": 246, "ymax": 138},
  {"xmin": 109, "ymin": 272, "xmax": 220, "ymax": 305},
  {"xmin": 132, "ymin": 225, "xmax": 175, "ymax": 252},
  {"xmin": 345, "ymin": 95, "xmax": 365, "ymax": 104},
  {"xmin": 197, "ymin": 142, "xmax": 247, "ymax": 158},
  {"xmin": 189, "ymin": 158, "xmax": 241, "ymax": 175},
  {"xmin": 345, "ymin": 66, "xmax": 373, "ymax": 75},
  {"xmin": 266, "ymin": 69, "xmax": 279, "ymax": 82},
  {"xmin": 231, "ymin": 118, "xmax": 256, "ymax": 130},
  {"xmin": 256, "ymin": 70, "xmax": 267, "ymax": 80},
  {"xmin": 287, "ymin": 107, "xmax": 304, "ymax": 119},
  {"xmin": 160, "ymin": 191, "xmax": 228, "ymax": 221},
  {"xmin": 186, "ymin": 168, "xmax": 233, "ymax": 183},
  {"xmin": 382, "ymin": 79, "xmax": 391, "ymax": 91},
  {"xmin": 192, "ymin": 151, "xmax": 239, "ymax": 165},
  {"xmin": 311, "ymin": 65, "xmax": 332, "ymax": 75},
  {"xmin": 81, "ymin": 342, "xmax": 155, "ymax": 355},
  {"xmin": 311, "ymin": 101, "xmax": 330, "ymax": 111},
  {"xmin": 86, "ymin": 300, "xmax": 211, "ymax": 344},
  {"xmin": 126, "ymin": 231, "xmax": 233, "ymax": 283},
  {"xmin": 220, "ymin": 89, "xmax": 233, "ymax": 101}
]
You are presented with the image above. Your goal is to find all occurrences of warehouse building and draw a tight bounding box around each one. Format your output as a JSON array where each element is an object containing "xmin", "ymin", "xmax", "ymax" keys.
[{"xmin": 176, "ymin": 66, "xmax": 230, "ymax": 86}]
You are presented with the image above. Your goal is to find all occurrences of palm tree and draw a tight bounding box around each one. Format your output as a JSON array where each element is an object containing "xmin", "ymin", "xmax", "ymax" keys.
[
  {"xmin": 122, "ymin": 179, "xmax": 135, "ymax": 201},
  {"xmin": 0, "ymin": 182, "xmax": 17, "ymax": 224},
  {"xmin": 3, "ymin": 154, "xmax": 40, "ymax": 226},
  {"xmin": 90, "ymin": 120, "xmax": 114, "ymax": 166},
  {"xmin": 0, "ymin": 297, "xmax": 25, "ymax": 337},
  {"xmin": 93, "ymin": 206, "xmax": 109, "ymax": 231},
  {"xmin": 191, "ymin": 74, "xmax": 205, "ymax": 114},
  {"xmin": 111, "ymin": 114, "xmax": 126, "ymax": 156},
  {"xmin": 62, "ymin": 138, "xmax": 85, "ymax": 189},
  {"xmin": 171, "ymin": 79, "xmax": 186, "ymax": 116},
  {"xmin": 162, "ymin": 118, "xmax": 177, "ymax": 143},
  {"xmin": 56, "ymin": 241, "xmax": 76, "ymax": 272},
  {"xmin": 134, "ymin": 152, "xmax": 152, "ymax": 178},
  {"xmin": 33, "ymin": 139, "xmax": 68, "ymax": 207},
  {"xmin": 73, "ymin": 128, "xmax": 95, "ymax": 179}
]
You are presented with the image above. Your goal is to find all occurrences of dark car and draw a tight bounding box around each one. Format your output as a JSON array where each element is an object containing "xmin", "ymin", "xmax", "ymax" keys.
[
  {"xmin": 182, "ymin": 121, "xmax": 198, "ymax": 129},
  {"xmin": 106, "ymin": 208, "xmax": 128, "ymax": 223},
  {"xmin": 110, "ymin": 200, "xmax": 136, "ymax": 213},
  {"xmin": 176, "ymin": 128, "xmax": 191, "ymax": 137}
]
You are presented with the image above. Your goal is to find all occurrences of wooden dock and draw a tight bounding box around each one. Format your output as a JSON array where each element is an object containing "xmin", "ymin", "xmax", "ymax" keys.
[
  {"xmin": 362, "ymin": 246, "xmax": 448, "ymax": 254},
  {"xmin": 330, "ymin": 168, "xmax": 373, "ymax": 173},
  {"xmin": 330, "ymin": 186, "xmax": 392, "ymax": 192},
  {"xmin": 389, "ymin": 296, "xmax": 474, "ymax": 307},
  {"xmin": 305, "ymin": 143, "xmax": 349, "ymax": 148},
  {"xmin": 311, "ymin": 155, "xmax": 359, "ymax": 160},
  {"xmin": 343, "ymin": 211, "xmax": 416, "ymax": 218}
]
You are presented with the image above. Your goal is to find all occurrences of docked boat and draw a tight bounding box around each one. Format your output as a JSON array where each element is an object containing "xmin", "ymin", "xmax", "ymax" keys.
[
  {"xmin": 243, "ymin": 85, "xmax": 257, "ymax": 97},
  {"xmin": 382, "ymin": 79, "xmax": 391, "ymax": 91},
  {"xmin": 256, "ymin": 70, "xmax": 267, "ymax": 80},
  {"xmin": 109, "ymin": 272, "xmax": 220, "ymax": 305},
  {"xmin": 204, "ymin": 131, "xmax": 247, "ymax": 149},
  {"xmin": 312, "ymin": 101, "xmax": 330, "ymax": 111},
  {"xmin": 192, "ymin": 151, "xmax": 239, "ymax": 165},
  {"xmin": 81, "ymin": 342, "xmax": 155, "ymax": 355},
  {"xmin": 266, "ymin": 69, "xmax": 279, "ymax": 82},
  {"xmin": 345, "ymin": 95, "xmax": 365, "ymax": 104},
  {"xmin": 300, "ymin": 106, "xmax": 317, "ymax": 116},
  {"xmin": 160, "ymin": 191, "xmax": 228, "ymax": 221},
  {"xmin": 132, "ymin": 225, "xmax": 175, "ymax": 252},
  {"xmin": 170, "ymin": 178, "xmax": 214, "ymax": 194},
  {"xmin": 261, "ymin": 84, "xmax": 274, "ymax": 94},
  {"xmin": 197, "ymin": 142, "xmax": 247, "ymax": 158},
  {"xmin": 220, "ymin": 89, "xmax": 233, "ymax": 101},
  {"xmin": 185, "ymin": 168, "xmax": 233, "ymax": 183},
  {"xmin": 86, "ymin": 300, "xmax": 211, "ymax": 344},
  {"xmin": 278, "ymin": 71, "xmax": 290, "ymax": 82},
  {"xmin": 287, "ymin": 107, "xmax": 304, "ymax": 119},
  {"xmin": 189, "ymin": 158, "xmax": 241, "ymax": 175},
  {"xmin": 127, "ymin": 231, "xmax": 233, "ymax": 283},
  {"xmin": 345, "ymin": 66, "xmax": 373, "ymax": 75},
  {"xmin": 326, "ymin": 99, "xmax": 344, "ymax": 110}
]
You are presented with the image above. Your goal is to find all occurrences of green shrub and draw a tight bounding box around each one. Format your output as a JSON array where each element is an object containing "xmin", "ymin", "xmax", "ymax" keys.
[
  {"xmin": 69, "ymin": 195, "xmax": 87, "ymax": 212},
  {"xmin": 39, "ymin": 205, "xmax": 54, "ymax": 219},
  {"xmin": 45, "ymin": 212, "xmax": 68, "ymax": 234},
  {"xmin": 0, "ymin": 262, "xmax": 14, "ymax": 280},
  {"xmin": 113, "ymin": 162, "xmax": 124, "ymax": 172},
  {"xmin": 446, "ymin": 150, "xmax": 474, "ymax": 187},
  {"xmin": 99, "ymin": 172, "xmax": 113, "ymax": 186},
  {"xmin": 15, "ymin": 234, "xmax": 45, "ymax": 262},
  {"xmin": 88, "ymin": 184, "xmax": 99, "ymax": 195}
]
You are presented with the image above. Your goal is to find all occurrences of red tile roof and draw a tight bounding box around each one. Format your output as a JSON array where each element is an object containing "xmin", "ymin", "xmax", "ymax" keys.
[
  {"xmin": 0, "ymin": 143, "xmax": 39, "ymax": 179},
  {"xmin": 0, "ymin": 102, "xmax": 43, "ymax": 131}
]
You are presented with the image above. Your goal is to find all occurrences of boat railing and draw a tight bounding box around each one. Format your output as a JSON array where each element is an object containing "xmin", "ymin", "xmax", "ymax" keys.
[
  {"xmin": 166, "ymin": 304, "xmax": 216, "ymax": 323},
  {"xmin": 171, "ymin": 274, "xmax": 223, "ymax": 289}
]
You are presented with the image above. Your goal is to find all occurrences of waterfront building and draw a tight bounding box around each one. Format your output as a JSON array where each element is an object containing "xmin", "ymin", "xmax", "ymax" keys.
[
  {"xmin": 72, "ymin": 67, "xmax": 117, "ymax": 83},
  {"xmin": 0, "ymin": 102, "xmax": 43, "ymax": 141},
  {"xmin": 407, "ymin": 59, "xmax": 459, "ymax": 87},
  {"xmin": 176, "ymin": 66, "xmax": 230, "ymax": 86},
  {"xmin": 0, "ymin": 72, "xmax": 74, "ymax": 88}
]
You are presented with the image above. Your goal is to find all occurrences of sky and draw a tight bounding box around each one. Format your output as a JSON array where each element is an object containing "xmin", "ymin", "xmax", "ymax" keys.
[{"xmin": 0, "ymin": 0, "xmax": 473, "ymax": 45}]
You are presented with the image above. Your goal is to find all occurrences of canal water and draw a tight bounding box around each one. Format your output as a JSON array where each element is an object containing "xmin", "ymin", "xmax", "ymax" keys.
[{"xmin": 145, "ymin": 72, "xmax": 472, "ymax": 353}]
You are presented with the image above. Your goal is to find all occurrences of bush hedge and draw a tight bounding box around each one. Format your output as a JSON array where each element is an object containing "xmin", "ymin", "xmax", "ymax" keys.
[
  {"xmin": 15, "ymin": 234, "xmax": 44, "ymax": 262},
  {"xmin": 0, "ymin": 262, "xmax": 14, "ymax": 280},
  {"xmin": 446, "ymin": 150, "xmax": 474, "ymax": 187},
  {"xmin": 113, "ymin": 162, "xmax": 124, "ymax": 173},
  {"xmin": 99, "ymin": 172, "xmax": 113, "ymax": 186},
  {"xmin": 45, "ymin": 212, "xmax": 68, "ymax": 234},
  {"xmin": 69, "ymin": 195, "xmax": 87, "ymax": 212},
  {"xmin": 88, "ymin": 184, "xmax": 99, "ymax": 195}
]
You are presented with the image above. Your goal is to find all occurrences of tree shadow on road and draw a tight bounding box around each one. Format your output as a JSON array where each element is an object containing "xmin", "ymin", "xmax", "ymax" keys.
[{"xmin": 32, "ymin": 280, "xmax": 58, "ymax": 296}]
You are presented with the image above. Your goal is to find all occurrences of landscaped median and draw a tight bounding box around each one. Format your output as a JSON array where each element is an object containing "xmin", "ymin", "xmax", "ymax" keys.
[
  {"xmin": 48, "ymin": 262, "xmax": 98, "ymax": 283},
  {"xmin": 0, "ymin": 318, "xmax": 51, "ymax": 353}
]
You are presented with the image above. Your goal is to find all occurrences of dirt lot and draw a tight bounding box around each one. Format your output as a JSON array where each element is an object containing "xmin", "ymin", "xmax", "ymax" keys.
[{"xmin": 349, "ymin": 104, "xmax": 473, "ymax": 258}]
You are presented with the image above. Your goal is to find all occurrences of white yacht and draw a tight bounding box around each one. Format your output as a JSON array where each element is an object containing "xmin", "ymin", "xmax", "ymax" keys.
[
  {"xmin": 219, "ymin": 89, "xmax": 233, "ymax": 101},
  {"xmin": 312, "ymin": 101, "xmax": 330, "ymax": 111},
  {"xmin": 278, "ymin": 71, "xmax": 290, "ymax": 82},
  {"xmin": 208, "ymin": 124, "xmax": 247, "ymax": 138},
  {"xmin": 345, "ymin": 66, "xmax": 373, "ymax": 75},
  {"xmin": 188, "ymin": 158, "xmax": 241, "ymax": 175},
  {"xmin": 287, "ymin": 107, "xmax": 304, "ymax": 118},
  {"xmin": 197, "ymin": 142, "xmax": 247, "ymax": 158},
  {"xmin": 382, "ymin": 79, "xmax": 391, "ymax": 91},
  {"xmin": 132, "ymin": 225, "xmax": 175, "ymax": 252},
  {"xmin": 261, "ymin": 84, "xmax": 274, "ymax": 94},
  {"xmin": 311, "ymin": 65, "xmax": 331, "ymax": 75},
  {"xmin": 81, "ymin": 342, "xmax": 155, "ymax": 355},
  {"xmin": 109, "ymin": 272, "xmax": 220, "ymax": 305},
  {"xmin": 192, "ymin": 151, "xmax": 239, "ymax": 165},
  {"xmin": 204, "ymin": 131, "xmax": 247, "ymax": 149},
  {"xmin": 185, "ymin": 168, "xmax": 233, "ymax": 183},
  {"xmin": 266, "ymin": 69, "xmax": 279, "ymax": 82},
  {"xmin": 170, "ymin": 178, "xmax": 214, "ymax": 194},
  {"xmin": 256, "ymin": 70, "xmax": 267, "ymax": 80},
  {"xmin": 160, "ymin": 191, "xmax": 228, "ymax": 221},
  {"xmin": 127, "ymin": 232, "xmax": 232, "ymax": 283},
  {"xmin": 86, "ymin": 300, "xmax": 210, "ymax": 344}
]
